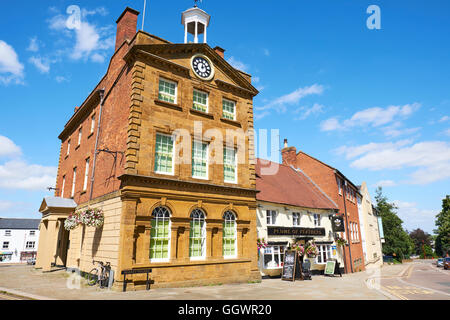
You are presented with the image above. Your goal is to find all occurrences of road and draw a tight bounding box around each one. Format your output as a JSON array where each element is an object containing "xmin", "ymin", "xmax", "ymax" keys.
[
  {"xmin": 0, "ymin": 291, "xmax": 31, "ymax": 300},
  {"xmin": 380, "ymin": 260, "xmax": 450, "ymax": 300}
]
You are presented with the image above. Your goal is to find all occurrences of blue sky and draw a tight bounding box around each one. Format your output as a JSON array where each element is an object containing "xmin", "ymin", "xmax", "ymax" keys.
[{"xmin": 0, "ymin": 0, "xmax": 448, "ymax": 234}]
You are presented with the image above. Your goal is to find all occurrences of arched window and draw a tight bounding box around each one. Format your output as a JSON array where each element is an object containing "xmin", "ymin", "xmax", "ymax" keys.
[
  {"xmin": 150, "ymin": 206, "xmax": 171, "ymax": 261},
  {"xmin": 189, "ymin": 209, "xmax": 206, "ymax": 259},
  {"xmin": 223, "ymin": 210, "xmax": 237, "ymax": 258}
]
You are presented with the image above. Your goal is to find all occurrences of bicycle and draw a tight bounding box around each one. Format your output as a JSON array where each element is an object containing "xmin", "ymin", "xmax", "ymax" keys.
[{"xmin": 87, "ymin": 260, "xmax": 111, "ymax": 288}]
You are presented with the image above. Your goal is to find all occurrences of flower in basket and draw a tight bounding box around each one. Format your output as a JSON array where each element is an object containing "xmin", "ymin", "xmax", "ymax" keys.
[
  {"xmin": 257, "ymin": 238, "xmax": 268, "ymax": 250},
  {"xmin": 79, "ymin": 208, "xmax": 104, "ymax": 228},
  {"xmin": 305, "ymin": 241, "xmax": 318, "ymax": 258},
  {"xmin": 335, "ymin": 236, "xmax": 347, "ymax": 247},
  {"xmin": 291, "ymin": 242, "xmax": 305, "ymax": 256},
  {"xmin": 64, "ymin": 211, "xmax": 81, "ymax": 230}
]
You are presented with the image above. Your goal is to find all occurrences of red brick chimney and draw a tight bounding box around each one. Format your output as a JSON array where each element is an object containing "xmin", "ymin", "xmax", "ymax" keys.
[
  {"xmin": 214, "ymin": 46, "xmax": 225, "ymax": 59},
  {"xmin": 281, "ymin": 139, "xmax": 297, "ymax": 168},
  {"xmin": 115, "ymin": 7, "xmax": 140, "ymax": 51}
]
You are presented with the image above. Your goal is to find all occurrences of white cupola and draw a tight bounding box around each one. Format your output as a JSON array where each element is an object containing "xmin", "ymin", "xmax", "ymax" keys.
[{"xmin": 181, "ymin": 4, "xmax": 211, "ymax": 44}]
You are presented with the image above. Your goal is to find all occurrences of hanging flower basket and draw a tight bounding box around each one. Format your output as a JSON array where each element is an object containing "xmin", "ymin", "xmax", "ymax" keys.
[
  {"xmin": 80, "ymin": 208, "xmax": 104, "ymax": 228},
  {"xmin": 335, "ymin": 236, "xmax": 347, "ymax": 247},
  {"xmin": 257, "ymin": 238, "xmax": 268, "ymax": 250},
  {"xmin": 291, "ymin": 241, "xmax": 305, "ymax": 256},
  {"xmin": 64, "ymin": 208, "xmax": 104, "ymax": 230},
  {"xmin": 64, "ymin": 211, "xmax": 81, "ymax": 230},
  {"xmin": 305, "ymin": 241, "xmax": 318, "ymax": 258}
]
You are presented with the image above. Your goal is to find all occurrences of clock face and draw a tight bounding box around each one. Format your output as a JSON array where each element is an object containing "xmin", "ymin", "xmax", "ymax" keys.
[{"xmin": 191, "ymin": 55, "xmax": 214, "ymax": 80}]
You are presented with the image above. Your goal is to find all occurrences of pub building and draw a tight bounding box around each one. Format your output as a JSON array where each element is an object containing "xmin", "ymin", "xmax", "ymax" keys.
[{"xmin": 256, "ymin": 159, "xmax": 345, "ymax": 276}]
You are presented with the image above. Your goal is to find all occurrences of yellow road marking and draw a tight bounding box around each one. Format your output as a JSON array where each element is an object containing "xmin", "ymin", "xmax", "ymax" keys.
[{"xmin": 381, "ymin": 286, "xmax": 408, "ymax": 300}]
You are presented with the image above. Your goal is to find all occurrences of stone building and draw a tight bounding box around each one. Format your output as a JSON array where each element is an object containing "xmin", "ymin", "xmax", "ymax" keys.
[
  {"xmin": 281, "ymin": 139, "xmax": 366, "ymax": 273},
  {"xmin": 255, "ymin": 159, "xmax": 344, "ymax": 276},
  {"xmin": 36, "ymin": 5, "xmax": 260, "ymax": 289},
  {"xmin": 357, "ymin": 182, "xmax": 383, "ymax": 268}
]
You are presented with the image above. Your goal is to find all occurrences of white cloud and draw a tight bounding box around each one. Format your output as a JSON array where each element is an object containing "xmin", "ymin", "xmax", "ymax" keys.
[
  {"xmin": 439, "ymin": 116, "xmax": 449, "ymax": 123},
  {"xmin": 0, "ymin": 160, "xmax": 57, "ymax": 191},
  {"xmin": 320, "ymin": 117, "xmax": 340, "ymax": 131},
  {"xmin": 255, "ymin": 84, "xmax": 324, "ymax": 113},
  {"xmin": 254, "ymin": 111, "xmax": 271, "ymax": 121},
  {"xmin": 55, "ymin": 76, "xmax": 68, "ymax": 83},
  {"xmin": 336, "ymin": 140, "xmax": 450, "ymax": 185},
  {"xmin": 393, "ymin": 200, "xmax": 437, "ymax": 233},
  {"xmin": 295, "ymin": 103, "xmax": 324, "ymax": 120},
  {"xmin": 0, "ymin": 136, "xmax": 56, "ymax": 191},
  {"xmin": 0, "ymin": 135, "xmax": 22, "ymax": 157},
  {"xmin": 0, "ymin": 40, "xmax": 24, "ymax": 85},
  {"xmin": 29, "ymin": 56, "xmax": 50, "ymax": 73},
  {"xmin": 321, "ymin": 103, "xmax": 421, "ymax": 132},
  {"xmin": 227, "ymin": 56, "xmax": 249, "ymax": 72},
  {"xmin": 374, "ymin": 180, "xmax": 396, "ymax": 187},
  {"xmin": 0, "ymin": 200, "xmax": 14, "ymax": 212},
  {"xmin": 48, "ymin": 7, "xmax": 114, "ymax": 63},
  {"xmin": 27, "ymin": 37, "xmax": 40, "ymax": 52}
]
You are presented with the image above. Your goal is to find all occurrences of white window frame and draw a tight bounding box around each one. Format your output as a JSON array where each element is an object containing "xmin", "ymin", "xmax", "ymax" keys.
[
  {"xmin": 158, "ymin": 78, "xmax": 177, "ymax": 104},
  {"xmin": 83, "ymin": 158, "xmax": 90, "ymax": 191},
  {"xmin": 154, "ymin": 133, "xmax": 175, "ymax": 175},
  {"xmin": 337, "ymin": 177, "xmax": 342, "ymax": 195},
  {"xmin": 263, "ymin": 245, "xmax": 285, "ymax": 269},
  {"xmin": 316, "ymin": 244, "xmax": 332, "ymax": 264},
  {"xmin": 90, "ymin": 114, "xmax": 95, "ymax": 134},
  {"xmin": 192, "ymin": 89, "xmax": 209, "ymax": 113},
  {"xmin": 71, "ymin": 167, "xmax": 77, "ymax": 198},
  {"xmin": 189, "ymin": 209, "xmax": 206, "ymax": 260},
  {"xmin": 223, "ymin": 147, "xmax": 237, "ymax": 184},
  {"xmin": 4, "ymin": 230, "xmax": 11, "ymax": 237},
  {"xmin": 77, "ymin": 128, "xmax": 82, "ymax": 146},
  {"xmin": 222, "ymin": 98, "xmax": 236, "ymax": 120},
  {"xmin": 192, "ymin": 141, "xmax": 209, "ymax": 180},
  {"xmin": 2, "ymin": 241, "xmax": 9, "ymax": 249},
  {"xmin": 25, "ymin": 241, "xmax": 35, "ymax": 249},
  {"xmin": 66, "ymin": 140, "xmax": 70, "ymax": 156},
  {"xmin": 223, "ymin": 211, "xmax": 237, "ymax": 259},
  {"xmin": 292, "ymin": 212, "xmax": 300, "ymax": 226},
  {"xmin": 29, "ymin": 231, "xmax": 35, "ymax": 237},
  {"xmin": 266, "ymin": 210, "xmax": 277, "ymax": 226},
  {"xmin": 149, "ymin": 206, "xmax": 171, "ymax": 263},
  {"xmin": 313, "ymin": 213, "xmax": 321, "ymax": 227},
  {"xmin": 61, "ymin": 175, "xmax": 65, "ymax": 198}
]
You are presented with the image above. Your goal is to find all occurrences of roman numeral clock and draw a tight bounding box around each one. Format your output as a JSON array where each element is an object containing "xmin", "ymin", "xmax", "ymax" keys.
[{"xmin": 191, "ymin": 54, "xmax": 214, "ymax": 81}]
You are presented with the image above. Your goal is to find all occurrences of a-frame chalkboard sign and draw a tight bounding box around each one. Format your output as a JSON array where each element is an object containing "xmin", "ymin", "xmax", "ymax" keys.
[{"xmin": 281, "ymin": 250, "xmax": 303, "ymax": 282}]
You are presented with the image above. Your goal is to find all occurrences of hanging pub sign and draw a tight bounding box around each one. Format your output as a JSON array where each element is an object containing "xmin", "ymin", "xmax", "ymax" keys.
[
  {"xmin": 268, "ymin": 226, "xmax": 326, "ymax": 237},
  {"xmin": 331, "ymin": 215, "xmax": 345, "ymax": 232},
  {"xmin": 281, "ymin": 250, "xmax": 303, "ymax": 282}
]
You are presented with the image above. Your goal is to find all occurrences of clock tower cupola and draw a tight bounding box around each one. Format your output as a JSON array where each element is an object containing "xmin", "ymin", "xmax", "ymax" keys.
[{"xmin": 181, "ymin": 3, "xmax": 211, "ymax": 44}]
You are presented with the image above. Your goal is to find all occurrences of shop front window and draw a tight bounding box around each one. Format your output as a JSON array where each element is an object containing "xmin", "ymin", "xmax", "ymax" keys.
[
  {"xmin": 316, "ymin": 244, "xmax": 333, "ymax": 264},
  {"xmin": 263, "ymin": 245, "xmax": 285, "ymax": 269},
  {"xmin": 223, "ymin": 211, "xmax": 237, "ymax": 258},
  {"xmin": 189, "ymin": 209, "xmax": 206, "ymax": 259}
]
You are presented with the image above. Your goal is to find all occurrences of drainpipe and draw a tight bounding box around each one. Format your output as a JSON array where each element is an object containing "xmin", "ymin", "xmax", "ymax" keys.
[
  {"xmin": 342, "ymin": 179, "xmax": 354, "ymax": 273},
  {"xmin": 89, "ymin": 89, "xmax": 105, "ymax": 201}
]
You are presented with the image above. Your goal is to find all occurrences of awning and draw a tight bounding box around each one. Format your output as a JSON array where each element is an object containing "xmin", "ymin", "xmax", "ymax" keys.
[{"xmin": 0, "ymin": 251, "xmax": 13, "ymax": 255}]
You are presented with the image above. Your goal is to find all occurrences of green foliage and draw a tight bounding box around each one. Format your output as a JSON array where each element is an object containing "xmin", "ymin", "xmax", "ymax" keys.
[
  {"xmin": 434, "ymin": 196, "xmax": 450, "ymax": 257},
  {"xmin": 375, "ymin": 187, "xmax": 414, "ymax": 260},
  {"xmin": 409, "ymin": 228, "xmax": 433, "ymax": 255}
]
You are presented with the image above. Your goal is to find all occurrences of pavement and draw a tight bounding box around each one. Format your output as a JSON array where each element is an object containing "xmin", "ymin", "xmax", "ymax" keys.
[{"xmin": 0, "ymin": 260, "xmax": 448, "ymax": 300}]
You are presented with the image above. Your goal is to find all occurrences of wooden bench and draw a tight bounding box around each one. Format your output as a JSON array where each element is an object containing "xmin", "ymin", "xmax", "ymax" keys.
[{"xmin": 121, "ymin": 268, "xmax": 152, "ymax": 292}]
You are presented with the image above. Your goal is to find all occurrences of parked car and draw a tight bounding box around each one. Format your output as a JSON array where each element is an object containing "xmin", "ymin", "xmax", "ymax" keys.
[
  {"xmin": 444, "ymin": 258, "xmax": 450, "ymax": 270},
  {"xmin": 436, "ymin": 258, "xmax": 444, "ymax": 267}
]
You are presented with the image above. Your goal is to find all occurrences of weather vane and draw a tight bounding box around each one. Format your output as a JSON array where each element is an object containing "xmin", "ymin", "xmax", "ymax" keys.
[{"xmin": 194, "ymin": 0, "xmax": 202, "ymax": 8}]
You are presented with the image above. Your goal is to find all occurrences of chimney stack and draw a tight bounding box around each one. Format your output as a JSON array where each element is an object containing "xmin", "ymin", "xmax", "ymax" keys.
[
  {"xmin": 115, "ymin": 7, "xmax": 140, "ymax": 51},
  {"xmin": 281, "ymin": 139, "xmax": 297, "ymax": 168},
  {"xmin": 214, "ymin": 46, "xmax": 225, "ymax": 59}
]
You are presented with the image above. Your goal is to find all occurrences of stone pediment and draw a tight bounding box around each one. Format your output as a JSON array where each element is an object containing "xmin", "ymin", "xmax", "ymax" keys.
[{"xmin": 124, "ymin": 43, "xmax": 259, "ymax": 97}]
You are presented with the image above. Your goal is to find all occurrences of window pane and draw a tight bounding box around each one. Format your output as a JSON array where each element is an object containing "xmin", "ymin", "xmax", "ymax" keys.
[
  {"xmin": 192, "ymin": 142, "xmax": 208, "ymax": 178},
  {"xmin": 223, "ymin": 148, "xmax": 236, "ymax": 182},
  {"xmin": 222, "ymin": 99, "xmax": 235, "ymax": 120},
  {"xmin": 155, "ymin": 134, "xmax": 174, "ymax": 174},
  {"xmin": 193, "ymin": 90, "xmax": 208, "ymax": 112},
  {"xmin": 159, "ymin": 79, "xmax": 176, "ymax": 103}
]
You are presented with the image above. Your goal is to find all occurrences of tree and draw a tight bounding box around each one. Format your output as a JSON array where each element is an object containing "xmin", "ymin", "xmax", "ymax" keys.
[
  {"xmin": 375, "ymin": 187, "xmax": 414, "ymax": 260},
  {"xmin": 409, "ymin": 228, "xmax": 432, "ymax": 255},
  {"xmin": 434, "ymin": 195, "xmax": 450, "ymax": 257}
]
